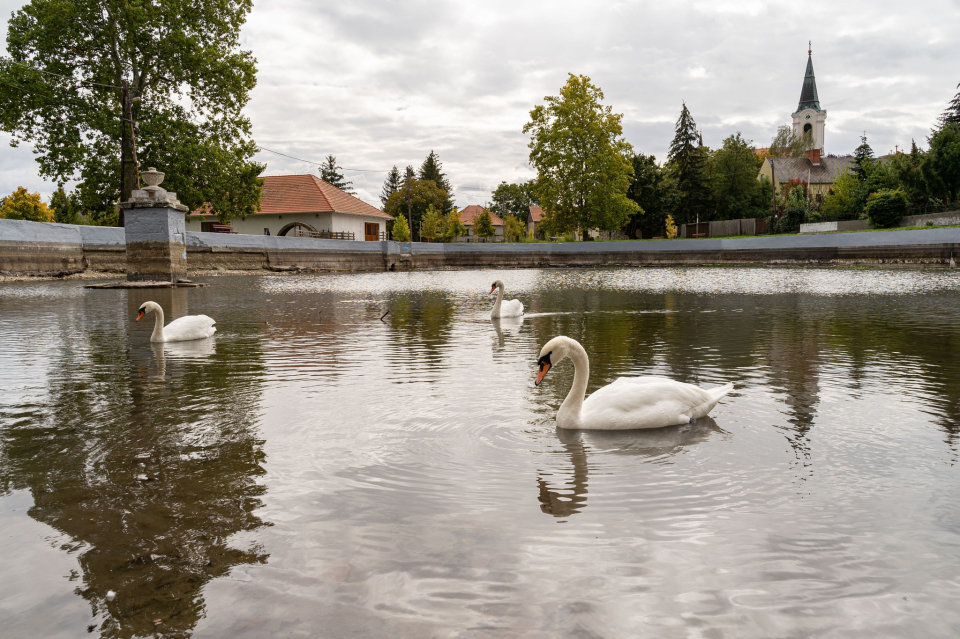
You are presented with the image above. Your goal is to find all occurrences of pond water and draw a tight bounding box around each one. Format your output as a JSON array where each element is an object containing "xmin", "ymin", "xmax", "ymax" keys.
[{"xmin": 2, "ymin": 267, "xmax": 960, "ymax": 638}]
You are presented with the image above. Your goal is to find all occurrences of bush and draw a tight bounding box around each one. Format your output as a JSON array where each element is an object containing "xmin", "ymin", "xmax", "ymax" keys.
[
  {"xmin": 865, "ymin": 189, "xmax": 908, "ymax": 228},
  {"xmin": 391, "ymin": 214, "xmax": 410, "ymax": 241}
]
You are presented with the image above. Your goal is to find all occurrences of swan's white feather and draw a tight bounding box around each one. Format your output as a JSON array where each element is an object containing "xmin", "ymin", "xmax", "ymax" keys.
[
  {"xmin": 497, "ymin": 299, "xmax": 524, "ymax": 318},
  {"xmin": 158, "ymin": 315, "xmax": 216, "ymax": 342},
  {"xmin": 579, "ymin": 377, "xmax": 732, "ymax": 430}
]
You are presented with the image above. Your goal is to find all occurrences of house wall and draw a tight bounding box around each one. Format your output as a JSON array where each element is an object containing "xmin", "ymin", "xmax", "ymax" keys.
[
  {"xmin": 186, "ymin": 212, "xmax": 386, "ymax": 240},
  {"xmin": 757, "ymin": 160, "xmax": 834, "ymax": 198}
]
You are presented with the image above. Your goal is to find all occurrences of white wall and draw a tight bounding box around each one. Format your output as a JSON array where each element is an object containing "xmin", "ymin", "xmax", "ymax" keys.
[{"xmin": 186, "ymin": 211, "xmax": 386, "ymax": 240}]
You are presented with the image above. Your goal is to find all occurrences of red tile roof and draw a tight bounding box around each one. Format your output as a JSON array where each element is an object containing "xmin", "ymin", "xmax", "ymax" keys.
[
  {"xmin": 528, "ymin": 205, "xmax": 544, "ymax": 222},
  {"xmin": 259, "ymin": 175, "xmax": 392, "ymax": 219},
  {"xmin": 459, "ymin": 204, "xmax": 504, "ymax": 226}
]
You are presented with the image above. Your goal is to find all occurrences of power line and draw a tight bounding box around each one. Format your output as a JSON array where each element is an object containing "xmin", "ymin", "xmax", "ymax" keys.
[{"xmin": 256, "ymin": 145, "xmax": 389, "ymax": 173}]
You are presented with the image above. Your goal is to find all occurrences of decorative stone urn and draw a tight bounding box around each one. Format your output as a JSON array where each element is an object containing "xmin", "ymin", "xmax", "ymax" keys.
[{"xmin": 120, "ymin": 167, "xmax": 189, "ymax": 282}]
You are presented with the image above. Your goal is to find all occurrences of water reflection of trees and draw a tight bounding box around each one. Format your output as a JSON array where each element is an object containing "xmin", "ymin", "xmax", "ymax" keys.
[
  {"xmin": 0, "ymin": 289, "xmax": 269, "ymax": 638},
  {"xmin": 536, "ymin": 418, "xmax": 724, "ymax": 519},
  {"xmin": 384, "ymin": 291, "xmax": 456, "ymax": 373}
]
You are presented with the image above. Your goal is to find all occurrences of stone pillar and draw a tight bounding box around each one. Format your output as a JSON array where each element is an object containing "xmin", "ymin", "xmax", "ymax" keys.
[{"xmin": 120, "ymin": 168, "xmax": 189, "ymax": 282}]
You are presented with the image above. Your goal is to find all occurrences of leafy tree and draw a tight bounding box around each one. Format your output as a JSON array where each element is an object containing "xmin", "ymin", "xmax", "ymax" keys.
[
  {"xmin": 773, "ymin": 184, "xmax": 813, "ymax": 233},
  {"xmin": 0, "ymin": 0, "xmax": 263, "ymax": 224},
  {"xmin": 707, "ymin": 133, "xmax": 768, "ymax": 220},
  {"xmin": 490, "ymin": 180, "xmax": 538, "ymax": 221},
  {"xmin": 928, "ymin": 123, "xmax": 960, "ymax": 203},
  {"xmin": 442, "ymin": 207, "xmax": 466, "ymax": 242},
  {"xmin": 319, "ymin": 155, "xmax": 353, "ymax": 193},
  {"xmin": 523, "ymin": 73, "xmax": 638, "ymax": 240},
  {"xmin": 0, "ymin": 186, "xmax": 53, "ymax": 222},
  {"xmin": 853, "ymin": 134, "xmax": 875, "ymax": 182},
  {"xmin": 390, "ymin": 213, "xmax": 410, "ymax": 241},
  {"xmin": 939, "ymin": 82, "xmax": 960, "ymax": 128},
  {"xmin": 504, "ymin": 215, "xmax": 527, "ymax": 242},
  {"xmin": 769, "ymin": 124, "xmax": 814, "ymax": 158},
  {"xmin": 625, "ymin": 153, "xmax": 677, "ymax": 237},
  {"xmin": 381, "ymin": 165, "xmax": 401, "ymax": 209},
  {"xmin": 418, "ymin": 151, "xmax": 453, "ymax": 212},
  {"xmin": 664, "ymin": 214, "xmax": 677, "ymax": 239},
  {"xmin": 420, "ymin": 204, "xmax": 444, "ymax": 242},
  {"xmin": 474, "ymin": 208, "xmax": 495, "ymax": 240},
  {"xmin": 865, "ymin": 189, "xmax": 908, "ymax": 228},
  {"xmin": 666, "ymin": 102, "xmax": 711, "ymax": 225},
  {"xmin": 383, "ymin": 176, "xmax": 448, "ymax": 241},
  {"xmin": 888, "ymin": 141, "xmax": 932, "ymax": 210},
  {"xmin": 50, "ymin": 187, "xmax": 82, "ymax": 224},
  {"xmin": 821, "ymin": 170, "xmax": 863, "ymax": 220}
]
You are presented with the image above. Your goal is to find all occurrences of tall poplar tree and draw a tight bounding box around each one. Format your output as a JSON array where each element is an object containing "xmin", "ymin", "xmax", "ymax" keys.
[
  {"xmin": 666, "ymin": 102, "xmax": 710, "ymax": 225},
  {"xmin": 523, "ymin": 73, "xmax": 638, "ymax": 240},
  {"xmin": 0, "ymin": 0, "xmax": 263, "ymax": 224}
]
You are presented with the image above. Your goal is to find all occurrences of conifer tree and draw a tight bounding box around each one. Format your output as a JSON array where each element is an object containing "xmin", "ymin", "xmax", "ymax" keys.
[
  {"xmin": 474, "ymin": 208, "xmax": 495, "ymax": 240},
  {"xmin": 391, "ymin": 213, "xmax": 410, "ymax": 241},
  {"xmin": 853, "ymin": 134, "xmax": 875, "ymax": 182},
  {"xmin": 380, "ymin": 165, "xmax": 401, "ymax": 209},
  {"xmin": 418, "ymin": 151, "xmax": 453, "ymax": 211},
  {"xmin": 666, "ymin": 102, "xmax": 711, "ymax": 224},
  {"xmin": 939, "ymin": 82, "xmax": 960, "ymax": 128},
  {"xmin": 320, "ymin": 155, "xmax": 354, "ymax": 193}
]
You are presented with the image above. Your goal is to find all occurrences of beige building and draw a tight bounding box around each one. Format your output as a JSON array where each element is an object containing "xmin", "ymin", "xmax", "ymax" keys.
[
  {"xmin": 758, "ymin": 153, "xmax": 854, "ymax": 199},
  {"xmin": 458, "ymin": 205, "xmax": 504, "ymax": 241},
  {"xmin": 188, "ymin": 174, "xmax": 392, "ymax": 240},
  {"xmin": 527, "ymin": 205, "xmax": 544, "ymax": 238}
]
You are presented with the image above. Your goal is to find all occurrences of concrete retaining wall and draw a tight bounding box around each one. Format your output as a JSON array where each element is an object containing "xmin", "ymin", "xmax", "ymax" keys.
[
  {"xmin": 800, "ymin": 211, "xmax": 960, "ymax": 234},
  {"xmin": 3, "ymin": 218, "xmax": 960, "ymax": 277}
]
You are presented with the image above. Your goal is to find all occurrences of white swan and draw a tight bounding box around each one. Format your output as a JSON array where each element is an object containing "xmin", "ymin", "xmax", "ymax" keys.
[
  {"xmin": 535, "ymin": 336, "xmax": 732, "ymax": 430},
  {"xmin": 136, "ymin": 301, "xmax": 216, "ymax": 343},
  {"xmin": 490, "ymin": 280, "xmax": 524, "ymax": 318}
]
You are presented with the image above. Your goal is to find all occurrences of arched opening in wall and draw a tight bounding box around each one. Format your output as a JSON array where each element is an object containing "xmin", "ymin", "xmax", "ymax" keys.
[
  {"xmin": 277, "ymin": 222, "xmax": 319, "ymax": 237},
  {"xmin": 803, "ymin": 123, "xmax": 812, "ymax": 135}
]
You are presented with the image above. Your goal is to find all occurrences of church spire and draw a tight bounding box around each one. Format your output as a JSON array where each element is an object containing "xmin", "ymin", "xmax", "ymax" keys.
[{"xmin": 796, "ymin": 43, "xmax": 822, "ymax": 113}]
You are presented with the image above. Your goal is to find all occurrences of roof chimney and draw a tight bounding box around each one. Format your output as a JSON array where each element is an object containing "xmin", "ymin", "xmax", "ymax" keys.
[{"xmin": 804, "ymin": 148, "xmax": 821, "ymax": 166}]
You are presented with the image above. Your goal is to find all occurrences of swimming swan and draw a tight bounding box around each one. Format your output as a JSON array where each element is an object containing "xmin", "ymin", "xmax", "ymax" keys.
[
  {"xmin": 535, "ymin": 336, "xmax": 732, "ymax": 430},
  {"xmin": 136, "ymin": 301, "xmax": 216, "ymax": 343},
  {"xmin": 490, "ymin": 280, "xmax": 524, "ymax": 318}
]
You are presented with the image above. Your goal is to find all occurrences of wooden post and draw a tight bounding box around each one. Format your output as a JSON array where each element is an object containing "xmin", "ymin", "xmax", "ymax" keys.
[{"xmin": 120, "ymin": 81, "xmax": 141, "ymax": 227}]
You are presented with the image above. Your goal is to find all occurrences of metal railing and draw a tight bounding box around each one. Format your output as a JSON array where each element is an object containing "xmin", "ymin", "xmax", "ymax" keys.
[{"xmin": 292, "ymin": 228, "xmax": 356, "ymax": 241}]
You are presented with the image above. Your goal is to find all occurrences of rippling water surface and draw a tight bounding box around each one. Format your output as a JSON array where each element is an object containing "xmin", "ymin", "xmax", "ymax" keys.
[{"xmin": 3, "ymin": 267, "xmax": 960, "ymax": 638}]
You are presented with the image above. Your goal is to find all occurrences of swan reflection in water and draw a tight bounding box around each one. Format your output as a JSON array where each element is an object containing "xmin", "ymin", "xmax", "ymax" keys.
[
  {"xmin": 491, "ymin": 315, "xmax": 524, "ymax": 348},
  {"xmin": 150, "ymin": 339, "xmax": 217, "ymax": 379},
  {"xmin": 537, "ymin": 417, "xmax": 726, "ymax": 519}
]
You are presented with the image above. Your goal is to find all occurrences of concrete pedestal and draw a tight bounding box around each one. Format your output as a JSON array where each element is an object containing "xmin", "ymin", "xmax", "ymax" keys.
[{"xmin": 120, "ymin": 178, "xmax": 189, "ymax": 282}]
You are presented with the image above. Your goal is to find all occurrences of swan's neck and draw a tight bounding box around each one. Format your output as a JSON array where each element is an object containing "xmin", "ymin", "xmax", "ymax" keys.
[
  {"xmin": 150, "ymin": 306, "xmax": 165, "ymax": 343},
  {"xmin": 491, "ymin": 285, "xmax": 504, "ymax": 317},
  {"xmin": 558, "ymin": 341, "xmax": 589, "ymax": 427}
]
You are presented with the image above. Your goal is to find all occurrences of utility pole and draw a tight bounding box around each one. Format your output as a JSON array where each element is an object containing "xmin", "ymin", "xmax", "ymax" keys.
[
  {"xmin": 405, "ymin": 166, "xmax": 413, "ymax": 241},
  {"xmin": 120, "ymin": 81, "xmax": 141, "ymax": 226}
]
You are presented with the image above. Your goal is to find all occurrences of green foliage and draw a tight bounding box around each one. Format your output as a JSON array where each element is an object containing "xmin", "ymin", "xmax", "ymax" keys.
[
  {"xmin": 865, "ymin": 189, "xmax": 908, "ymax": 228},
  {"xmin": 821, "ymin": 170, "xmax": 863, "ymax": 220},
  {"xmin": 666, "ymin": 102, "xmax": 711, "ymax": 225},
  {"xmin": 50, "ymin": 187, "xmax": 81, "ymax": 224},
  {"xmin": 418, "ymin": 151, "xmax": 453, "ymax": 212},
  {"xmin": 0, "ymin": 0, "xmax": 263, "ymax": 224},
  {"xmin": 390, "ymin": 213, "xmax": 410, "ymax": 241},
  {"xmin": 420, "ymin": 204, "xmax": 444, "ymax": 242},
  {"xmin": 473, "ymin": 208, "xmax": 495, "ymax": 239},
  {"xmin": 504, "ymin": 215, "xmax": 527, "ymax": 242},
  {"xmin": 625, "ymin": 153, "xmax": 677, "ymax": 237},
  {"xmin": 381, "ymin": 165, "xmax": 401, "ymax": 209},
  {"xmin": 0, "ymin": 186, "xmax": 53, "ymax": 222},
  {"xmin": 383, "ymin": 177, "xmax": 449, "ymax": 241},
  {"xmin": 490, "ymin": 180, "xmax": 538, "ymax": 221},
  {"xmin": 773, "ymin": 185, "xmax": 813, "ymax": 234},
  {"xmin": 707, "ymin": 132, "xmax": 768, "ymax": 220},
  {"xmin": 443, "ymin": 207, "xmax": 466, "ymax": 241},
  {"xmin": 523, "ymin": 74, "xmax": 639, "ymax": 240},
  {"xmin": 769, "ymin": 124, "xmax": 814, "ymax": 158},
  {"xmin": 319, "ymin": 155, "xmax": 353, "ymax": 193},
  {"xmin": 939, "ymin": 82, "xmax": 960, "ymax": 128},
  {"xmin": 665, "ymin": 214, "xmax": 677, "ymax": 239},
  {"xmin": 928, "ymin": 123, "xmax": 960, "ymax": 203},
  {"xmin": 853, "ymin": 134, "xmax": 875, "ymax": 182}
]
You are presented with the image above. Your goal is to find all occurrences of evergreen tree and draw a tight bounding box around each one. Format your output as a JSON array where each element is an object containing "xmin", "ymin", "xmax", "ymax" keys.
[
  {"xmin": 939, "ymin": 82, "xmax": 960, "ymax": 129},
  {"xmin": 666, "ymin": 102, "xmax": 711, "ymax": 225},
  {"xmin": 853, "ymin": 134, "xmax": 875, "ymax": 182},
  {"xmin": 319, "ymin": 155, "xmax": 354, "ymax": 193},
  {"xmin": 418, "ymin": 151, "xmax": 453, "ymax": 211},
  {"xmin": 380, "ymin": 165, "xmax": 401, "ymax": 209},
  {"xmin": 50, "ymin": 188, "xmax": 82, "ymax": 224},
  {"xmin": 474, "ymin": 208, "xmax": 495, "ymax": 240}
]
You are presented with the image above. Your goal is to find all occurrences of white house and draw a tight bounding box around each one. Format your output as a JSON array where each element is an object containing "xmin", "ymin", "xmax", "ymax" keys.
[{"xmin": 187, "ymin": 174, "xmax": 392, "ymax": 240}]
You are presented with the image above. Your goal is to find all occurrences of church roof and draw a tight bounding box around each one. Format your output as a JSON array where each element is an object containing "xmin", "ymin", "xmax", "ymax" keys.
[
  {"xmin": 764, "ymin": 156, "xmax": 853, "ymax": 184},
  {"xmin": 795, "ymin": 51, "xmax": 823, "ymax": 114}
]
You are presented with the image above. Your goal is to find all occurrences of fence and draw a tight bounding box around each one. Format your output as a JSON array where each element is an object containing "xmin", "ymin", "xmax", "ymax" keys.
[
  {"xmin": 680, "ymin": 218, "xmax": 769, "ymax": 239},
  {"xmin": 293, "ymin": 228, "xmax": 356, "ymax": 241}
]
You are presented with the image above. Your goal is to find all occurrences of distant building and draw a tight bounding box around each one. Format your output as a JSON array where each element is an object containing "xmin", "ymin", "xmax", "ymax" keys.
[
  {"xmin": 793, "ymin": 43, "xmax": 827, "ymax": 153},
  {"xmin": 758, "ymin": 152, "xmax": 854, "ymax": 198},
  {"xmin": 458, "ymin": 204, "xmax": 504, "ymax": 241},
  {"xmin": 527, "ymin": 205, "xmax": 544, "ymax": 238},
  {"xmin": 188, "ymin": 174, "xmax": 392, "ymax": 240}
]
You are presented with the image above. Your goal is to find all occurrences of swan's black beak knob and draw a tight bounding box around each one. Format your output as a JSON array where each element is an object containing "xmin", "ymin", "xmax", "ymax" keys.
[
  {"xmin": 489, "ymin": 286, "xmax": 496, "ymax": 294},
  {"xmin": 136, "ymin": 309, "xmax": 145, "ymax": 322},
  {"xmin": 535, "ymin": 353, "xmax": 552, "ymax": 386}
]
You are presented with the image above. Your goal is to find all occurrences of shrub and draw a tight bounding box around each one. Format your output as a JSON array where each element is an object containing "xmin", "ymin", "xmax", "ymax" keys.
[
  {"xmin": 665, "ymin": 214, "xmax": 677, "ymax": 239},
  {"xmin": 865, "ymin": 189, "xmax": 908, "ymax": 228},
  {"xmin": 391, "ymin": 214, "xmax": 410, "ymax": 241}
]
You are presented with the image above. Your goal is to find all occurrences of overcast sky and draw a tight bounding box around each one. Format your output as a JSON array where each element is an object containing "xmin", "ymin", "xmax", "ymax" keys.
[{"xmin": 2, "ymin": 0, "xmax": 959, "ymax": 208}]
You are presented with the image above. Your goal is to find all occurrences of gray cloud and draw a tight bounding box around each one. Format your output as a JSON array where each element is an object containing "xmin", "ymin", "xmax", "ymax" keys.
[{"xmin": 2, "ymin": 0, "xmax": 959, "ymax": 206}]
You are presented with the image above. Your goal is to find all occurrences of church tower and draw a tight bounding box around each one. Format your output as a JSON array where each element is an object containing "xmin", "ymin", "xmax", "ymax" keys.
[{"xmin": 792, "ymin": 42, "xmax": 826, "ymax": 153}]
